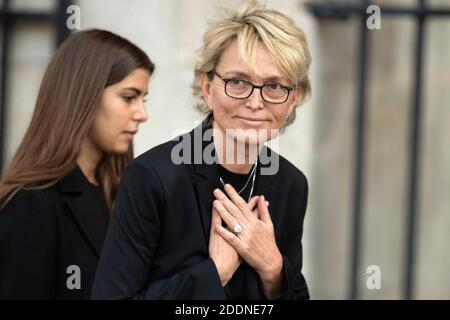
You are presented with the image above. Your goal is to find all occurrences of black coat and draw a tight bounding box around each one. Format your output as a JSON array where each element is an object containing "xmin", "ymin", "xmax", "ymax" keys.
[
  {"xmin": 92, "ymin": 122, "xmax": 309, "ymax": 299},
  {"xmin": 0, "ymin": 167, "xmax": 109, "ymax": 299}
]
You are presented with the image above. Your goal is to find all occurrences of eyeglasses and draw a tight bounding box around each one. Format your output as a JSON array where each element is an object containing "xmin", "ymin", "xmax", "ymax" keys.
[{"xmin": 212, "ymin": 70, "xmax": 294, "ymax": 104}]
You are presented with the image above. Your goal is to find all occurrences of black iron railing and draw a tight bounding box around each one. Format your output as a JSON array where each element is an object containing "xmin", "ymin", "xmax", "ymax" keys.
[
  {"xmin": 0, "ymin": 0, "xmax": 72, "ymax": 172},
  {"xmin": 306, "ymin": 0, "xmax": 450, "ymax": 300}
]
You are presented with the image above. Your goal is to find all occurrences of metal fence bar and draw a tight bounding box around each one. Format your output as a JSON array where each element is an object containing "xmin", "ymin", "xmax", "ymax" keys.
[
  {"xmin": 306, "ymin": 2, "xmax": 450, "ymax": 18},
  {"xmin": 405, "ymin": 0, "xmax": 427, "ymax": 301},
  {"xmin": 55, "ymin": 0, "xmax": 72, "ymax": 46},
  {"xmin": 306, "ymin": 0, "xmax": 448, "ymax": 300},
  {"xmin": 0, "ymin": 0, "xmax": 11, "ymax": 173},
  {"xmin": 349, "ymin": 0, "xmax": 370, "ymax": 300},
  {"xmin": 0, "ymin": 0, "xmax": 71, "ymax": 174},
  {"xmin": 0, "ymin": 12, "xmax": 52, "ymax": 22}
]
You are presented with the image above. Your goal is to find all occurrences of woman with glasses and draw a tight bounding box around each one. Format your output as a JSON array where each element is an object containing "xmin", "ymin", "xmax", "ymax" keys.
[{"xmin": 92, "ymin": 0, "xmax": 311, "ymax": 300}]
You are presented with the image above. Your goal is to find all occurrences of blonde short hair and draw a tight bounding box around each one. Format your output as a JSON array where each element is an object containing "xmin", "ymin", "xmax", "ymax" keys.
[{"xmin": 193, "ymin": 0, "xmax": 312, "ymax": 126}]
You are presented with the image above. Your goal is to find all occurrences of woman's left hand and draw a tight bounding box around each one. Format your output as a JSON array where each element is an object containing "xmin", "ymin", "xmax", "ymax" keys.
[{"xmin": 212, "ymin": 184, "xmax": 284, "ymax": 291}]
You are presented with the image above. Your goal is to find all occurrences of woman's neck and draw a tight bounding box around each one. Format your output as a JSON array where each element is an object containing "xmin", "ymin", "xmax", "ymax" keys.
[
  {"xmin": 77, "ymin": 138, "xmax": 104, "ymax": 186},
  {"xmin": 212, "ymin": 121, "xmax": 261, "ymax": 174}
]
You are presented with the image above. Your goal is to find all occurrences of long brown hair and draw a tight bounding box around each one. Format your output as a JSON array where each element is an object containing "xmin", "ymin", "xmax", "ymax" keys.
[{"xmin": 0, "ymin": 29, "xmax": 154, "ymax": 211}]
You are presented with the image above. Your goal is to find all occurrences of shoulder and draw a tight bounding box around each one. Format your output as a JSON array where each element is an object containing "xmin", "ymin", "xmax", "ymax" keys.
[
  {"xmin": 0, "ymin": 188, "xmax": 60, "ymax": 239},
  {"xmin": 116, "ymin": 138, "xmax": 183, "ymax": 201},
  {"xmin": 264, "ymin": 147, "xmax": 308, "ymax": 190},
  {"xmin": 1, "ymin": 187, "xmax": 59, "ymax": 217},
  {"xmin": 126, "ymin": 131, "xmax": 193, "ymax": 184},
  {"xmin": 134, "ymin": 138, "xmax": 180, "ymax": 171}
]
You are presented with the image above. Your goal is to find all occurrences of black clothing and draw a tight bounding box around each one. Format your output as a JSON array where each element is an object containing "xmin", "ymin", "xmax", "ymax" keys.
[
  {"xmin": 0, "ymin": 166, "xmax": 109, "ymax": 299},
  {"xmin": 92, "ymin": 122, "xmax": 309, "ymax": 300}
]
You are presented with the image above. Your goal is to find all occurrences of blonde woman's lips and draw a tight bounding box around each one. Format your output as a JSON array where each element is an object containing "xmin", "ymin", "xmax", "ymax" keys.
[{"xmin": 236, "ymin": 116, "xmax": 268, "ymax": 127}]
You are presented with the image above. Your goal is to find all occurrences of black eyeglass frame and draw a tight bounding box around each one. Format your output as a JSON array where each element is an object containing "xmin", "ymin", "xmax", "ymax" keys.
[{"xmin": 211, "ymin": 70, "xmax": 294, "ymax": 104}]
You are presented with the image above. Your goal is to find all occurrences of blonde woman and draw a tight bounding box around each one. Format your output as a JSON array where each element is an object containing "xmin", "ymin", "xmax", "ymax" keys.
[{"xmin": 93, "ymin": 0, "xmax": 311, "ymax": 300}]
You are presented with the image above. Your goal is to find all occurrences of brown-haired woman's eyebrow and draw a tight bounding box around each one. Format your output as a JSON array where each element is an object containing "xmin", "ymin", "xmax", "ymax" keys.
[{"xmin": 121, "ymin": 87, "xmax": 147, "ymax": 95}]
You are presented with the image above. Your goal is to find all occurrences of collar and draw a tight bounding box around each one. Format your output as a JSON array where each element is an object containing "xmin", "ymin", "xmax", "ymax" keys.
[
  {"xmin": 58, "ymin": 165, "xmax": 108, "ymax": 257},
  {"xmin": 188, "ymin": 118, "xmax": 278, "ymax": 245}
]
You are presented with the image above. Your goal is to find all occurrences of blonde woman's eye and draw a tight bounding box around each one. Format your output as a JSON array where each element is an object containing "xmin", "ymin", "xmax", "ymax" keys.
[
  {"xmin": 229, "ymin": 79, "xmax": 246, "ymax": 87},
  {"xmin": 266, "ymin": 84, "xmax": 282, "ymax": 90}
]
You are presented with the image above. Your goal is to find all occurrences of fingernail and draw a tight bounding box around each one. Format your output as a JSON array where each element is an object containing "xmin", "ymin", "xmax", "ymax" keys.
[{"xmin": 265, "ymin": 201, "xmax": 269, "ymax": 207}]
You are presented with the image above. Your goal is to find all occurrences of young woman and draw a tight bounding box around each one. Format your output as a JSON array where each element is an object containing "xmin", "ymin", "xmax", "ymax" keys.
[
  {"xmin": 92, "ymin": 0, "xmax": 311, "ymax": 300},
  {"xmin": 0, "ymin": 29, "xmax": 154, "ymax": 299}
]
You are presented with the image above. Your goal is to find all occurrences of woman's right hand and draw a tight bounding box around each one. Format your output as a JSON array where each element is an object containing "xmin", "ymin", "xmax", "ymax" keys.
[{"xmin": 209, "ymin": 196, "xmax": 260, "ymax": 287}]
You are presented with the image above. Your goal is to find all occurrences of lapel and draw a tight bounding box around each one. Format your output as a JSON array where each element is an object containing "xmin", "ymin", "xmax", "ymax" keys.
[
  {"xmin": 190, "ymin": 121, "xmax": 279, "ymax": 246},
  {"xmin": 191, "ymin": 121, "xmax": 221, "ymax": 244},
  {"xmin": 58, "ymin": 166, "xmax": 108, "ymax": 257},
  {"xmin": 193, "ymin": 166, "xmax": 221, "ymax": 246},
  {"xmin": 254, "ymin": 146, "xmax": 278, "ymax": 221}
]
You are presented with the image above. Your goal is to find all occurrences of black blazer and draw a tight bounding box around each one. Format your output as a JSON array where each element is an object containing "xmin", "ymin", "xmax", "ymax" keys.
[
  {"xmin": 0, "ymin": 166, "xmax": 109, "ymax": 299},
  {"xmin": 92, "ymin": 122, "xmax": 309, "ymax": 300}
]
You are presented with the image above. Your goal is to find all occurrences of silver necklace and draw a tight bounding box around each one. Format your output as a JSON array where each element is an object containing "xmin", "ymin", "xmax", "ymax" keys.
[{"xmin": 219, "ymin": 160, "xmax": 258, "ymax": 202}]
